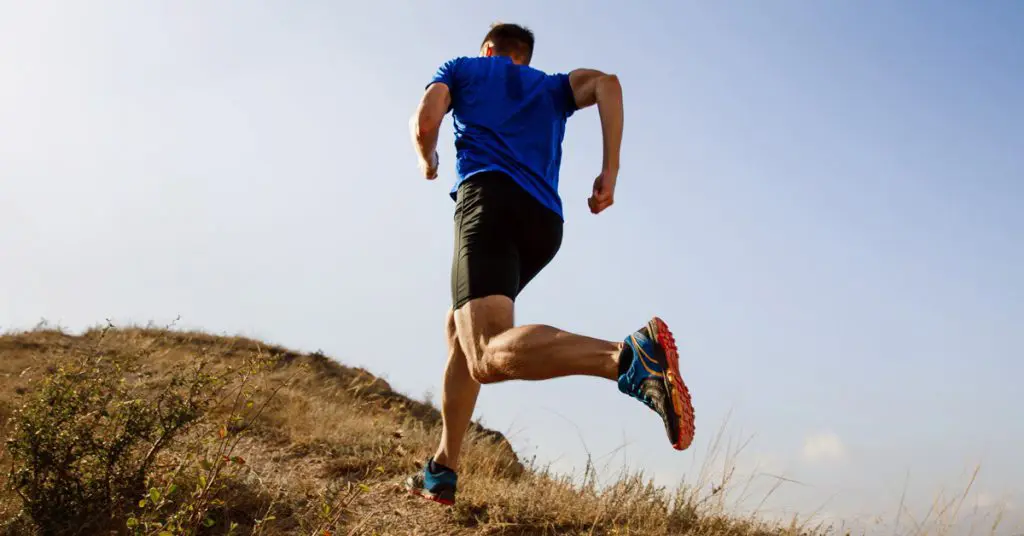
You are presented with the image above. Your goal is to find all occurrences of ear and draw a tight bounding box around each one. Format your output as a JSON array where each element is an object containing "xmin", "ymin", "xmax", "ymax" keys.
[{"xmin": 482, "ymin": 44, "xmax": 494, "ymax": 57}]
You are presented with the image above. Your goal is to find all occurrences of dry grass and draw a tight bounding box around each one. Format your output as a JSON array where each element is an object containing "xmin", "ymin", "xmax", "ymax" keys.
[{"xmin": 1, "ymin": 324, "xmax": 826, "ymax": 535}]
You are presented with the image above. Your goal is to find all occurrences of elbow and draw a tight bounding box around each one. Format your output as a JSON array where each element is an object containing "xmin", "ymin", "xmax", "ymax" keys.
[
  {"xmin": 591, "ymin": 74, "xmax": 621, "ymax": 105},
  {"xmin": 598, "ymin": 73, "xmax": 621, "ymax": 93}
]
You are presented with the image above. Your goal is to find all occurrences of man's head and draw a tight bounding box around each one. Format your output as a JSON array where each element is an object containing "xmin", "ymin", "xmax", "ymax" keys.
[{"xmin": 479, "ymin": 22, "xmax": 535, "ymax": 65}]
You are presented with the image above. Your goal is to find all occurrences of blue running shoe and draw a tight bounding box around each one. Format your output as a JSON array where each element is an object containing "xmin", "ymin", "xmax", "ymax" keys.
[
  {"xmin": 618, "ymin": 317, "xmax": 695, "ymax": 450},
  {"xmin": 404, "ymin": 458, "xmax": 457, "ymax": 505}
]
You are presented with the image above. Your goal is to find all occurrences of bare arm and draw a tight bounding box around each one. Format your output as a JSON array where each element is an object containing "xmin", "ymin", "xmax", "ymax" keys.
[
  {"xmin": 410, "ymin": 82, "xmax": 452, "ymax": 179},
  {"xmin": 569, "ymin": 69, "xmax": 623, "ymax": 213},
  {"xmin": 569, "ymin": 69, "xmax": 623, "ymax": 174}
]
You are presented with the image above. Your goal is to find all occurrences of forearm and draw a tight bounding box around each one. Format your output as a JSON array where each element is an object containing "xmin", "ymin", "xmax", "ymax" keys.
[
  {"xmin": 594, "ymin": 75, "xmax": 623, "ymax": 172},
  {"xmin": 410, "ymin": 116, "xmax": 440, "ymax": 163}
]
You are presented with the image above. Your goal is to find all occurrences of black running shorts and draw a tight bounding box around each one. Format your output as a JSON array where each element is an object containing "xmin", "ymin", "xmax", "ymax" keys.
[{"xmin": 451, "ymin": 171, "xmax": 563, "ymax": 310}]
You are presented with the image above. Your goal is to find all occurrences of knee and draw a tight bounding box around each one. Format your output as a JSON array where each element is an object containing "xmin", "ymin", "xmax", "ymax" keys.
[
  {"xmin": 450, "ymin": 297, "xmax": 515, "ymax": 384},
  {"xmin": 468, "ymin": 362, "xmax": 503, "ymax": 384},
  {"xmin": 466, "ymin": 343, "xmax": 507, "ymax": 385}
]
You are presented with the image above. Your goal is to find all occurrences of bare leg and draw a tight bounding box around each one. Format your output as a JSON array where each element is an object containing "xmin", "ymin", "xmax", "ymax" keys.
[
  {"xmin": 455, "ymin": 295, "xmax": 624, "ymax": 384},
  {"xmin": 432, "ymin": 308, "xmax": 480, "ymax": 471}
]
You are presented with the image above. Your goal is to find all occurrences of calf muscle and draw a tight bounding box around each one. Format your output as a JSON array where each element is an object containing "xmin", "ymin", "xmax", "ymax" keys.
[{"xmin": 454, "ymin": 296, "xmax": 621, "ymax": 384}]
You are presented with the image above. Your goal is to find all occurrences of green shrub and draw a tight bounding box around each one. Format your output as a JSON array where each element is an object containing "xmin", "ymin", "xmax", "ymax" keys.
[
  {"xmin": 4, "ymin": 341, "xmax": 218, "ymax": 534},
  {"xmin": 127, "ymin": 355, "xmax": 285, "ymax": 536}
]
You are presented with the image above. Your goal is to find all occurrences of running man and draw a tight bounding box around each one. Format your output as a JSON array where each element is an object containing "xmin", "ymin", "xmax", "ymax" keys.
[{"xmin": 404, "ymin": 23, "xmax": 695, "ymax": 506}]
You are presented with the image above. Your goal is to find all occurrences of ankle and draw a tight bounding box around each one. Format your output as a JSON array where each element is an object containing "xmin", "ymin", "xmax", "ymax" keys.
[
  {"xmin": 432, "ymin": 451, "xmax": 458, "ymax": 472},
  {"xmin": 616, "ymin": 342, "xmax": 633, "ymax": 378},
  {"xmin": 430, "ymin": 458, "xmax": 457, "ymax": 475}
]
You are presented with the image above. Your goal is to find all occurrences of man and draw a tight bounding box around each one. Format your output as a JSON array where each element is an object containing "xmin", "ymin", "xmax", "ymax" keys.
[{"xmin": 404, "ymin": 23, "xmax": 695, "ymax": 506}]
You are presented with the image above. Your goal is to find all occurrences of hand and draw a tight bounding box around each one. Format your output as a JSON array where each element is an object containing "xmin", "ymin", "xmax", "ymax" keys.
[
  {"xmin": 419, "ymin": 151, "xmax": 439, "ymax": 180},
  {"xmin": 587, "ymin": 169, "xmax": 617, "ymax": 214}
]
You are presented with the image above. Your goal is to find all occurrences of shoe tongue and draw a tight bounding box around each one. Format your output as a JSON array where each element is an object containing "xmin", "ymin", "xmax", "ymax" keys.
[{"xmin": 634, "ymin": 328, "xmax": 656, "ymax": 352}]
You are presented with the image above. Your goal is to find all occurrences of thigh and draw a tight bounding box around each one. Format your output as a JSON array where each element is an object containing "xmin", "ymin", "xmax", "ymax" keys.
[
  {"xmin": 451, "ymin": 175, "xmax": 521, "ymax": 310},
  {"xmin": 515, "ymin": 199, "xmax": 563, "ymax": 295}
]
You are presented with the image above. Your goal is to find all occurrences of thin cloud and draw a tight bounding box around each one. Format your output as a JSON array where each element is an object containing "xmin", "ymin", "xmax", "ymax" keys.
[
  {"xmin": 802, "ymin": 432, "xmax": 847, "ymax": 463},
  {"xmin": 976, "ymin": 492, "xmax": 1015, "ymax": 512}
]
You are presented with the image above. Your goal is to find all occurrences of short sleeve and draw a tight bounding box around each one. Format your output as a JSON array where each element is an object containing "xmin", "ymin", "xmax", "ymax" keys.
[
  {"xmin": 428, "ymin": 57, "xmax": 465, "ymax": 91},
  {"xmin": 546, "ymin": 73, "xmax": 578, "ymax": 118}
]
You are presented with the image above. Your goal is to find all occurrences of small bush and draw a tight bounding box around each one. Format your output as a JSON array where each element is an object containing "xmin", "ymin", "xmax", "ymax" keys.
[
  {"xmin": 4, "ymin": 335, "xmax": 220, "ymax": 534},
  {"xmin": 128, "ymin": 355, "xmax": 286, "ymax": 535}
]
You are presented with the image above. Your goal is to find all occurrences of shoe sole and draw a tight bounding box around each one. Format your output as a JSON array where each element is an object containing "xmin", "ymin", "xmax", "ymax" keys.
[
  {"xmin": 404, "ymin": 484, "xmax": 455, "ymax": 506},
  {"xmin": 650, "ymin": 316, "xmax": 695, "ymax": 451}
]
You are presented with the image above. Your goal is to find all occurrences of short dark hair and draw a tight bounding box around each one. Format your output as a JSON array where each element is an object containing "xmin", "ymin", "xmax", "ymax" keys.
[{"xmin": 480, "ymin": 22, "xmax": 535, "ymax": 64}]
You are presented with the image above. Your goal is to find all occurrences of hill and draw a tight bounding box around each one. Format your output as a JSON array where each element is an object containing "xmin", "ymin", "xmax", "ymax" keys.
[{"xmin": 0, "ymin": 325, "xmax": 817, "ymax": 535}]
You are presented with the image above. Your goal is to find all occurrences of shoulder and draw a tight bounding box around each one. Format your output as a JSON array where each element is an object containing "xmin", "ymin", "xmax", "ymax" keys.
[
  {"xmin": 541, "ymin": 69, "xmax": 573, "ymax": 92},
  {"xmin": 436, "ymin": 56, "xmax": 494, "ymax": 79},
  {"xmin": 518, "ymin": 63, "xmax": 568, "ymax": 83},
  {"xmin": 433, "ymin": 56, "xmax": 476, "ymax": 74},
  {"xmin": 430, "ymin": 57, "xmax": 474, "ymax": 88},
  {"xmin": 436, "ymin": 56, "xmax": 467, "ymax": 70},
  {"xmin": 538, "ymin": 69, "xmax": 577, "ymax": 117}
]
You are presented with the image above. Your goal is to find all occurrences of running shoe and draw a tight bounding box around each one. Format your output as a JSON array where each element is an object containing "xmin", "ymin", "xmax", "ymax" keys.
[
  {"xmin": 404, "ymin": 458, "xmax": 457, "ymax": 506},
  {"xmin": 618, "ymin": 316, "xmax": 695, "ymax": 450}
]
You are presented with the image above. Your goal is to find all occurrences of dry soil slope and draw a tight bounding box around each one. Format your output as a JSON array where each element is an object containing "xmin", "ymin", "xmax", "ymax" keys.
[{"xmin": 0, "ymin": 327, "xmax": 810, "ymax": 536}]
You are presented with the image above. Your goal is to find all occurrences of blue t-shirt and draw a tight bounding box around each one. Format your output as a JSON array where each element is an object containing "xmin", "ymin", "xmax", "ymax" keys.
[{"xmin": 428, "ymin": 56, "xmax": 578, "ymax": 220}]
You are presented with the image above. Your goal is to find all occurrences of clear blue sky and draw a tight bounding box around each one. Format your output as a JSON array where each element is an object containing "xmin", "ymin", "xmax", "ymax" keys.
[{"xmin": 2, "ymin": 1, "xmax": 1021, "ymax": 532}]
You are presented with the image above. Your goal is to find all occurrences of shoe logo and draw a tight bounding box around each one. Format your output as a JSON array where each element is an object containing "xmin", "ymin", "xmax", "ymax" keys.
[{"xmin": 629, "ymin": 334, "xmax": 664, "ymax": 378}]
